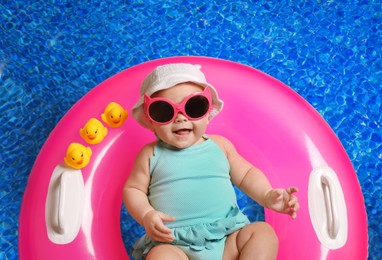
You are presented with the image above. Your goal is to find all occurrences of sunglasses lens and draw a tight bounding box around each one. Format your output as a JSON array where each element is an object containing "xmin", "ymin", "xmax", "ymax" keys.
[
  {"xmin": 149, "ymin": 101, "xmax": 174, "ymax": 123},
  {"xmin": 185, "ymin": 95, "xmax": 210, "ymax": 119}
]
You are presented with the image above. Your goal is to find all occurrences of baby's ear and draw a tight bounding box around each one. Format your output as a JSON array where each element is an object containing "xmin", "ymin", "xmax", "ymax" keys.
[{"xmin": 143, "ymin": 111, "xmax": 155, "ymax": 131}]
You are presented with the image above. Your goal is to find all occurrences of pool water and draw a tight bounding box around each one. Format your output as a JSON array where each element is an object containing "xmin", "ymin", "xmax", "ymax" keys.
[{"xmin": 1, "ymin": 1, "xmax": 381, "ymax": 259}]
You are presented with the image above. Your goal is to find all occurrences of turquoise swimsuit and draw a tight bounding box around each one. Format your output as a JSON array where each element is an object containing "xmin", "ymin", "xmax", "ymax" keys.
[{"xmin": 132, "ymin": 137, "xmax": 249, "ymax": 260}]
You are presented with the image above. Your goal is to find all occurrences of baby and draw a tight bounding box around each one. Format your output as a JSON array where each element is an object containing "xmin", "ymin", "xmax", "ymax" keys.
[{"xmin": 123, "ymin": 63, "xmax": 299, "ymax": 260}]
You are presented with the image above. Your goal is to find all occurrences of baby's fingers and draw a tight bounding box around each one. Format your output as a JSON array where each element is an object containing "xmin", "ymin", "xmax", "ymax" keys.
[
  {"xmin": 157, "ymin": 212, "xmax": 175, "ymax": 231},
  {"xmin": 154, "ymin": 221, "xmax": 172, "ymax": 235},
  {"xmin": 152, "ymin": 213, "xmax": 175, "ymax": 242},
  {"xmin": 287, "ymin": 186, "xmax": 299, "ymax": 195},
  {"xmin": 151, "ymin": 224, "xmax": 174, "ymax": 242},
  {"xmin": 290, "ymin": 210, "xmax": 297, "ymax": 219},
  {"xmin": 288, "ymin": 196, "xmax": 300, "ymax": 219},
  {"xmin": 159, "ymin": 212, "xmax": 176, "ymax": 223},
  {"xmin": 288, "ymin": 195, "xmax": 299, "ymax": 207}
]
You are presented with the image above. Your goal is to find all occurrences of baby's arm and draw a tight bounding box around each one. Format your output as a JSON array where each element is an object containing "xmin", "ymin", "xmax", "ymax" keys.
[
  {"xmin": 123, "ymin": 143, "xmax": 175, "ymax": 242},
  {"xmin": 210, "ymin": 135, "xmax": 299, "ymax": 219}
]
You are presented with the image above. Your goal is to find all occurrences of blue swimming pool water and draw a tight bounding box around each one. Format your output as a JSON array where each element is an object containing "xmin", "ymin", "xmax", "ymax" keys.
[{"xmin": 1, "ymin": 1, "xmax": 381, "ymax": 259}]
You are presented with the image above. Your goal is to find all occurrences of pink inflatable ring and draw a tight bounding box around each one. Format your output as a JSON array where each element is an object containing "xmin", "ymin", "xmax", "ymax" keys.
[{"xmin": 19, "ymin": 56, "xmax": 368, "ymax": 259}]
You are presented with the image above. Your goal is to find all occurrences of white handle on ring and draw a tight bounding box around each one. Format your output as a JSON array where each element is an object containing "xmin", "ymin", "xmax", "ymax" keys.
[
  {"xmin": 320, "ymin": 175, "xmax": 339, "ymax": 239},
  {"xmin": 45, "ymin": 164, "xmax": 85, "ymax": 244},
  {"xmin": 58, "ymin": 171, "xmax": 69, "ymax": 234},
  {"xmin": 308, "ymin": 166, "xmax": 348, "ymax": 249}
]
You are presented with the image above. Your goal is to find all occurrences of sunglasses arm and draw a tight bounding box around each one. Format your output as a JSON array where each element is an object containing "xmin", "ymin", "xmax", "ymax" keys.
[{"xmin": 143, "ymin": 94, "xmax": 152, "ymax": 121}]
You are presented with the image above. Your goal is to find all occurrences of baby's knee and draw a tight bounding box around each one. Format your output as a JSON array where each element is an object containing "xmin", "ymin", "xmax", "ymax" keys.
[
  {"xmin": 243, "ymin": 222, "xmax": 279, "ymax": 246},
  {"xmin": 256, "ymin": 222, "xmax": 278, "ymax": 244},
  {"xmin": 147, "ymin": 244, "xmax": 188, "ymax": 260}
]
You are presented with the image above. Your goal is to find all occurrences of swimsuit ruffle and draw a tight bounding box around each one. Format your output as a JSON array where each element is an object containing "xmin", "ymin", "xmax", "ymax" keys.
[{"xmin": 132, "ymin": 205, "xmax": 249, "ymax": 259}]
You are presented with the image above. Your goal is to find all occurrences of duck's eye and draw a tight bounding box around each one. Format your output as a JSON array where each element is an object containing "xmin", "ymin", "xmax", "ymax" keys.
[
  {"xmin": 81, "ymin": 153, "xmax": 84, "ymax": 157},
  {"xmin": 72, "ymin": 157, "xmax": 75, "ymax": 161},
  {"xmin": 95, "ymin": 130, "xmax": 98, "ymax": 134},
  {"xmin": 119, "ymin": 114, "xmax": 122, "ymax": 118}
]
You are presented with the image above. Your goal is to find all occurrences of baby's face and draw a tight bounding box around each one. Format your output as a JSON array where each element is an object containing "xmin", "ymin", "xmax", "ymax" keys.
[{"xmin": 148, "ymin": 82, "xmax": 210, "ymax": 149}]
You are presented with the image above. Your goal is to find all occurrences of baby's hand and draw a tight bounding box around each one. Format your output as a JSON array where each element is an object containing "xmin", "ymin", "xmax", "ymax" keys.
[
  {"xmin": 142, "ymin": 210, "xmax": 175, "ymax": 242},
  {"xmin": 264, "ymin": 187, "xmax": 299, "ymax": 219}
]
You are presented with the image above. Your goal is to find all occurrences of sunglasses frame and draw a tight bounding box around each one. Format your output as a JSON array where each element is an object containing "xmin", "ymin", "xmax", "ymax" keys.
[{"xmin": 144, "ymin": 87, "xmax": 213, "ymax": 125}]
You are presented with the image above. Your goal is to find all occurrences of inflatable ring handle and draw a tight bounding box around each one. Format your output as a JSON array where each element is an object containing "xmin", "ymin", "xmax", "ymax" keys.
[
  {"xmin": 45, "ymin": 165, "xmax": 85, "ymax": 245},
  {"xmin": 308, "ymin": 166, "xmax": 348, "ymax": 249},
  {"xmin": 57, "ymin": 171, "xmax": 70, "ymax": 234},
  {"xmin": 321, "ymin": 174, "xmax": 340, "ymax": 239}
]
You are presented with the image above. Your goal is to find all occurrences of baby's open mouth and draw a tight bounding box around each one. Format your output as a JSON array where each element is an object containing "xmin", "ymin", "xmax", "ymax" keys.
[{"xmin": 174, "ymin": 129, "xmax": 191, "ymax": 135}]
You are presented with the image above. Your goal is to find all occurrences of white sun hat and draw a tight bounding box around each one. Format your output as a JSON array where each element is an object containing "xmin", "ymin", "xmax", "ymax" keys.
[{"xmin": 132, "ymin": 63, "xmax": 224, "ymax": 128}]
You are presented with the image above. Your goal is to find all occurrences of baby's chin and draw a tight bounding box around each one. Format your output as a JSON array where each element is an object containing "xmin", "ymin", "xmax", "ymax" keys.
[{"xmin": 171, "ymin": 136, "xmax": 206, "ymax": 149}]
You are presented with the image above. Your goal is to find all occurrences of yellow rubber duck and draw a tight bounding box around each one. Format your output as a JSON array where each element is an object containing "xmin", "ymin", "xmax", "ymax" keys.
[
  {"xmin": 80, "ymin": 118, "xmax": 108, "ymax": 144},
  {"xmin": 64, "ymin": 143, "xmax": 92, "ymax": 169},
  {"xmin": 101, "ymin": 102, "xmax": 128, "ymax": 128}
]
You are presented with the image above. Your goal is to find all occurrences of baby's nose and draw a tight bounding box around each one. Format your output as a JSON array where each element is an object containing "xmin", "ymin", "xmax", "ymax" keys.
[{"xmin": 174, "ymin": 112, "xmax": 188, "ymax": 123}]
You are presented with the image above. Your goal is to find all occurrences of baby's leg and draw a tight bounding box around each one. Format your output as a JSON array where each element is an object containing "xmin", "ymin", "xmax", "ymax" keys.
[
  {"xmin": 146, "ymin": 244, "xmax": 188, "ymax": 260},
  {"xmin": 223, "ymin": 222, "xmax": 279, "ymax": 260}
]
